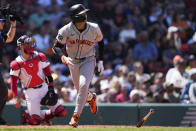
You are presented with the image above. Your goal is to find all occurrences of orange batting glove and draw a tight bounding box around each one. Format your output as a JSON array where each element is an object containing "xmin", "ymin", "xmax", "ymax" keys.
[{"xmin": 61, "ymin": 55, "xmax": 67, "ymax": 65}]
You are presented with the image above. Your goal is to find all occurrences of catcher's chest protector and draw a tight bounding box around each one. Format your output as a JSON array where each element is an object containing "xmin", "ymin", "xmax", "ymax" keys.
[{"xmin": 13, "ymin": 54, "xmax": 45, "ymax": 88}]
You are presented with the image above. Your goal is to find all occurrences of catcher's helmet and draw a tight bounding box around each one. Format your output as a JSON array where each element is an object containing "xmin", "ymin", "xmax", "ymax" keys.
[
  {"xmin": 17, "ymin": 35, "xmax": 36, "ymax": 55},
  {"xmin": 69, "ymin": 4, "xmax": 89, "ymax": 23},
  {"xmin": 17, "ymin": 35, "xmax": 29, "ymax": 46}
]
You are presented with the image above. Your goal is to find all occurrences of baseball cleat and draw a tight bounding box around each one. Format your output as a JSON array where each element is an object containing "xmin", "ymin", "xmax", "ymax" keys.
[
  {"xmin": 88, "ymin": 93, "xmax": 98, "ymax": 114},
  {"xmin": 69, "ymin": 113, "xmax": 80, "ymax": 128}
]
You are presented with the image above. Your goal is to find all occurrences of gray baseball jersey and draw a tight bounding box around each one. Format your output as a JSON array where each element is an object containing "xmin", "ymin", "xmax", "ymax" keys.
[{"xmin": 56, "ymin": 22, "xmax": 103, "ymax": 59}]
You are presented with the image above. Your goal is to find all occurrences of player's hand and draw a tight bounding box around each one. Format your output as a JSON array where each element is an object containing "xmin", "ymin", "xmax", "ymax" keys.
[
  {"xmin": 61, "ymin": 55, "xmax": 73, "ymax": 65},
  {"xmin": 13, "ymin": 96, "xmax": 21, "ymax": 108},
  {"xmin": 97, "ymin": 60, "xmax": 104, "ymax": 76}
]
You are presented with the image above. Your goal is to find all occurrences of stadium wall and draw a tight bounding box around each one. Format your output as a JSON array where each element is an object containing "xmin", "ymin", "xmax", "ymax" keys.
[{"xmin": 3, "ymin": 104, "xmax": 196, "ymax": 126}]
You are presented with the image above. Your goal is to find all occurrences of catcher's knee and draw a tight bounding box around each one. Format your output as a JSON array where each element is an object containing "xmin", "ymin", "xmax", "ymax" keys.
[
  {"xmin": 27, "ymin": 114, "xmax": 42, "ymax": 125},
  {"xmin": 54, "ymin": 105, "xmax": 67, "ymax": 117}
]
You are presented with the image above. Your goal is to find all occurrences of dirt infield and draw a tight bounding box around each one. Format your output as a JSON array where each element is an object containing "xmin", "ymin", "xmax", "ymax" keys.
[
  {"xmin": 0, "ymin": 125, "xmax": 139, "ymax": 128},
  {"xmin": 1, "ymin": 125, "xmax": 195, "ymax": 131}
]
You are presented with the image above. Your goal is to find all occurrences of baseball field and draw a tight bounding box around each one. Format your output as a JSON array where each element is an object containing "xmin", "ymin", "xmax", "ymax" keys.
[{"xmin": 0, "ymin": 125, "xmax": 196, "ymax": 131}]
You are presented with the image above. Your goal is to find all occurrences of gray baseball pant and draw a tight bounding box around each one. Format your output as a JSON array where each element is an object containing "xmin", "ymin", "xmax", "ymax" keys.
[{"xmin": 68, "ymin": 56, "xmax": 95, "ymax": 115}]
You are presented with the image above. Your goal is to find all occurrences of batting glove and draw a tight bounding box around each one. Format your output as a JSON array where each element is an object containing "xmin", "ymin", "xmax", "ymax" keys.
[
  {"xmin": 61, "ymin": 55, "xmax": 73, "ymax": 65},
  {"xmin": 97, "ymin": 60, "xmax": 104, "ymax": 75}
]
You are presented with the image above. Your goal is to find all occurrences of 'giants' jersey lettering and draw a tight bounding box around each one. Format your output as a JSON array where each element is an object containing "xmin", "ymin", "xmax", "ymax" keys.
[{"xmin": 69, "ymin": 39, "xmax": 93, "ymax": 46}]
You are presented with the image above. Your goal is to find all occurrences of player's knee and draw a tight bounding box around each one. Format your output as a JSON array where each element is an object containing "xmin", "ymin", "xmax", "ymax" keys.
[
  {"xmin": 54, "ymin": 105, "xmax": 67, "ymax": 117},
  {"xmin": 81, "ymin": 84, "xmax": 89, "ymax": 89},
  {"xmin": 79, "ymin": 76, "xmax": 88, "ymax": 88},
  {"xmin": 27, "ymin": 114, "xmax": 42, "ymax": 125}
]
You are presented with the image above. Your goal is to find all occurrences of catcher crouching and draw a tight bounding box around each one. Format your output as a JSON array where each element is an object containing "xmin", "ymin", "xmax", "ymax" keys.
[{"xmin": 9, "ymin": 35, "xmax": 67, "ymax": 125}]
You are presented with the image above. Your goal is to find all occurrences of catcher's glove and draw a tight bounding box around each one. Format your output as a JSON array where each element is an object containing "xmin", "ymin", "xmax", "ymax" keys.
[{"xmin": 41, "ymin": 86, "xmax": 58, "ymax": 106}]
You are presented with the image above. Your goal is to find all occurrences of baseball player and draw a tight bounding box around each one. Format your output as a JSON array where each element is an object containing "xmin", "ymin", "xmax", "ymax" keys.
[
  {"xmin": 52, "ymin": 4, "xmax": 104, "ymax": 127},
  {"xmin": 10, "ymin": 35, "xmax": 67, "ymax": 125}
]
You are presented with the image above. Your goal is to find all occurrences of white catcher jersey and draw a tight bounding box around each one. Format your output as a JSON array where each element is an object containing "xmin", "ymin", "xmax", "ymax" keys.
[{"xmin": 56, "ymin": 22, "xmax": 103, "ymax": 59}]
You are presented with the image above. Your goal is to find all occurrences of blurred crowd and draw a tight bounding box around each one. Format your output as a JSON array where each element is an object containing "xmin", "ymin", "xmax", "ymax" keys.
[{"xmin": 2, "ymin": 0, "xmax": 196, "ymax": 104}]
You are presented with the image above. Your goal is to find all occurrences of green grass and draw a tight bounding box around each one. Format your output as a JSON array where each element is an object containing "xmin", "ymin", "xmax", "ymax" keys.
[{"xmin": 0, "ymin": 127, "xmax": 196, "ymax": 131}]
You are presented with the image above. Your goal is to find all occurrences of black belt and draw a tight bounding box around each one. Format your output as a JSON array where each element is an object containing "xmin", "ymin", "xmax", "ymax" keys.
[
  {"xmin": 71, "ymin": 55, "xmax": 95, "ymax": 60},
  {"xmin": 72, "ymin": 57, "xmax": 86, "ymax": 60},
  {"xmin": 24, "ymin": 84, "xmax": 42, "ymax": 90}
]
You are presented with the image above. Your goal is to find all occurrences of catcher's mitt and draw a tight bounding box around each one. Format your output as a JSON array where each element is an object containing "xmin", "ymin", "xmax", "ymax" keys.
[{"xmin": 41, "ymin": 86, "xmax": 58, "ymax": 106}]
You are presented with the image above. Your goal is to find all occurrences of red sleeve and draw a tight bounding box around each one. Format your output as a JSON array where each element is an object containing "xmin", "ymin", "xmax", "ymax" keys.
[
  {"xmin": 10, "ymin": 61, "xmax": 20, "ymax": 70},
  {"xmin": 43, "ymin": 66, "xmax": 53, "ymax": 86},
  {"xmin": 10, "ymin": 75, "xmax": 18, "ymax": 97},
  {"xmin": 38, "ymin": 52, "xmax": 47, "ymax": 62},
  {"xmin": 43, "ymin": 66, "xmax": 51, "ymax": 76}
]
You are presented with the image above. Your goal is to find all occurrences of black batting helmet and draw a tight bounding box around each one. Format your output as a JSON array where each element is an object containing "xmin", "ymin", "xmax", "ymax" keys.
[{"xmin": 69, "ymin": 4, "xmax": 89, "ymax": 23}]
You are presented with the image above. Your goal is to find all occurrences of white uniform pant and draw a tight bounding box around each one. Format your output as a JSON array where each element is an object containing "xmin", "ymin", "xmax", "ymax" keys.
[{"xmin": 23, "ymin": 82, "xmax": 60, "ymax": 117}]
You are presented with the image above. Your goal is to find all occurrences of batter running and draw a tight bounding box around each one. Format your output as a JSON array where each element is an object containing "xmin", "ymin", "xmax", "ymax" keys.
[{"xmin": 52, "ymin": 4, "xmax": 104, "ymax": 128}]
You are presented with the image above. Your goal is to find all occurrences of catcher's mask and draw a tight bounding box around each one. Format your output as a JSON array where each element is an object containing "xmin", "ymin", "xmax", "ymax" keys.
[
  {"xmin": 69, "ymin": 4, "xmax": 89, "ymax": 23},
  {"xmin": 17, "ymin": 35, "xmax": 36, "ymax": 55}
]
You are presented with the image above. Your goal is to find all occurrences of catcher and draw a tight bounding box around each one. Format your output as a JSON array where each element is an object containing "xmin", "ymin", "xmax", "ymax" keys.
[{"xmin": 10, "ymin": 35, "xmax": 67, "ymax": 125}]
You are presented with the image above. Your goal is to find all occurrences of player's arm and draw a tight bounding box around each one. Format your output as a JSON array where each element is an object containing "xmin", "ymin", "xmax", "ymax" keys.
[
  {"xmin": 10, "ymin": 75, "xmax": 18, "ymax": 98},
  {"xmin": 10, "ymin": 61, "xmax": 21, "ymax": 108},
  {"xmin": 98, "ymin": 39, "xmax": 104, "ymax": 61},
  {"xmin": 52, "ymin": 40, "xmax": 66, "ymax": 57},
  {"xmin": 96, "ymin": 24, "xmax": 104, "ymax": 61},
  {"xmin": 43, "ymin": 66, "xmax": 54, "ymax": 87},
  {"xmin": 38, "ymin": 52, "xmax": 55, "ymax": 91},
  {"xmin": 41, "ymin": 54, "xmax": 58, "ymax": 106},
  {"xmin": 53, "ymin": 29, "xmax": 72, "ymax": 65},
  {"xmin": 10, "ymin": 61, "xmax": 20, "ymax": 97},
  {"xmin": 52, "ymin": 28, "xmax": 68, "ymax": 57},
  {"xmin": 42, "ymin": 65, "xmax": 57, "ymax": 97},
  {"xmin": 38, "ymin": 53, "xmax": 54, "ymax": 87},
  {"xmin": 97, "ymin": 39, "xmax": 104, "ymax": 74},
  {"xmin": 6, "ymin": 18, "xmax": 16, "ymax": 43},
  {"xmin": 10, "ymin": 75, "xmax": 21, "ymax": 108},
  {"xmin": 96, "ymin": 25, "xmax": 104, "ymax": 75},
  {"xmin": 52, "ymin": 40, "xmax": 73, "ymax": 65}
]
